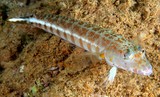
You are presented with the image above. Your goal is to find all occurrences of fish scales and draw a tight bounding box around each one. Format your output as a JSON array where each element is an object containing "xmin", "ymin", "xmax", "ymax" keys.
[
  {"xmin": 33, "ymin": 15, "xmax": 129, "ymax": 54},
  {"xmin": 9, "ymin": 15, "xmax": 153, "ymax": 83}
]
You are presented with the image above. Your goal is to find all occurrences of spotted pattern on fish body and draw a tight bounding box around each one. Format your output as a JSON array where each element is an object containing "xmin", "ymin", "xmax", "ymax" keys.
[
  {"xmin": 36, "ymin": 15, "xmax": 131, "ymax": 53},
  {"xmin": 8, "ymin": 15, "xmax": 153, "ymax": 83}
]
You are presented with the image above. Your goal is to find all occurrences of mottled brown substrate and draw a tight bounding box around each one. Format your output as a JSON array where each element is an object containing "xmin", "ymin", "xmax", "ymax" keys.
[{"xmin": 0, "ymin": 0, "xmax": 159, "ymax": 97}]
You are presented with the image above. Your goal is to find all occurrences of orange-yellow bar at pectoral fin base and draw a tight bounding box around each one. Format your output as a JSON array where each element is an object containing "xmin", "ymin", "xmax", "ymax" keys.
[{"xmin": 98, "ymin": 53, "xmax": 105, "ymax": 59}]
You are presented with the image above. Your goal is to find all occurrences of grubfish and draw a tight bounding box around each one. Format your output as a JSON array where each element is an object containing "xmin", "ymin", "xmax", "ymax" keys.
[{"xmin": 8, "ymin": 15, "xmax": 152, "ymax": 82}]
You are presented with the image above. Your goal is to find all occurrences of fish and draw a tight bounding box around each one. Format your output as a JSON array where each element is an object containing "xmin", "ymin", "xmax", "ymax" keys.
[{"xmin": 8, "ymin": 15, "xmax": 152, "ymax": 83}]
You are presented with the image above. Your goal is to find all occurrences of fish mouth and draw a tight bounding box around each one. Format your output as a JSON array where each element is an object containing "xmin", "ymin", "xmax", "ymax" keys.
[
  {"xmin": 142, "ymin": 65, "xmax": 152, "ymax": 75},
  {"xmin": 130, "ymin": 65, "xmax": 152, "ymax": 76}
]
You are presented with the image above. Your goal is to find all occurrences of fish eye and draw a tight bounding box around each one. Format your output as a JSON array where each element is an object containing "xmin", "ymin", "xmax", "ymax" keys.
[
  {"xmin": 124, "ymin": 49, "xmax": 131, "ymax": 59},
  {"xmin": 124, "ymin": 54, "xmax": 126, "ymax": 59}
]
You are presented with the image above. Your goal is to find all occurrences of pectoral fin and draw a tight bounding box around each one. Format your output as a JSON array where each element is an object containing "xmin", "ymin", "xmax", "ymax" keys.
[{"xmin": 108, "ymin": 66, "xmax": 117, "ymax": 83}]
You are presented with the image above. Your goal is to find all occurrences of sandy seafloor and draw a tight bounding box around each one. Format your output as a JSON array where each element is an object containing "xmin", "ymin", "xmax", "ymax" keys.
[{"xmin": 0, "ymin": 0, "xmax": 159, "ymax": 97}]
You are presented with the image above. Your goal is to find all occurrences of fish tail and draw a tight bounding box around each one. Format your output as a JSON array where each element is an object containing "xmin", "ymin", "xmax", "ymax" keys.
[{"xmin": 8, "ymin": 16, "xmax": 36, "ymax": 24}]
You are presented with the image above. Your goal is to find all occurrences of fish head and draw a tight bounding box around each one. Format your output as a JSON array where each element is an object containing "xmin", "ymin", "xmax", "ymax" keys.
[{"xmin": 105, "ymin": 45, "xmax": 152, "ymax": 75}]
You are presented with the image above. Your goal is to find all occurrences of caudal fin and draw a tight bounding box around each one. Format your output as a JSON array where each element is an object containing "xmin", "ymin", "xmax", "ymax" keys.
[
  {"xmin": 8, "ymin": 17, "xmax": 29, "ymax": 23},
  {"xmin": 8, "ymin": 17, "xmax": 38, "ymax": 24}
]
